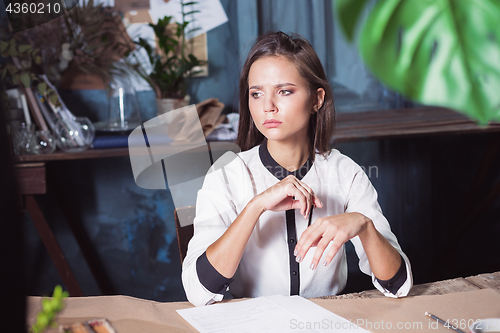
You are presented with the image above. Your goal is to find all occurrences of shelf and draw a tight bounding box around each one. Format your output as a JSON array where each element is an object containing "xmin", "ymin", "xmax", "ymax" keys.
[
  {"xmin": 13, "ymin": 147, "xmax": 130, "ymax": 163},
  {"xmin": 334, "ymin": 106, "xmax": 500, "ymax": 143}
]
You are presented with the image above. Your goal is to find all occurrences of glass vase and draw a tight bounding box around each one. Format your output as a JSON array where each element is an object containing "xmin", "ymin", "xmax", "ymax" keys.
[
  {"xmin": 11, "ymin": 122, "xmax": 35, "ymax": 155},
  {"xmin": 54, "ymin": 116, "xmax": 95, "ymax": 153},
  {"xmin": 32, "ymin": 130, "xmax": 56, "ymax": 155},
  {"xmin": 94, "ymin": 76, "xmax": 141, "ymax": 132}
]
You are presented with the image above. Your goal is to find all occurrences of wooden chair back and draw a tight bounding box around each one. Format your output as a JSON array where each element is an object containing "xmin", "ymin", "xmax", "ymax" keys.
[{"xmin": 174, "ymin": 206, "xmax": 195, "ymax": 264}]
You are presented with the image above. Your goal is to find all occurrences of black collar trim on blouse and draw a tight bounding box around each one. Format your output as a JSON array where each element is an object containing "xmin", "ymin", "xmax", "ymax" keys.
[{"xmin": 259, "ymin": 140, "xmax": 313, "ymax": 181}]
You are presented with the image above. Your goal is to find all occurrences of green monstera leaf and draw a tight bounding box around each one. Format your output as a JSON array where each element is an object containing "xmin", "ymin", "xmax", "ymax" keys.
[{"xmin": 335, "ymin": 0, "xmax": 500, "ymax": 124}]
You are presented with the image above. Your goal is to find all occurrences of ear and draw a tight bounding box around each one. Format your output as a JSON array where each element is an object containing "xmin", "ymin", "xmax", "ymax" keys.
[{"xmin": 312, "ymin": 88, "xmax": 325, "ymax": 113}]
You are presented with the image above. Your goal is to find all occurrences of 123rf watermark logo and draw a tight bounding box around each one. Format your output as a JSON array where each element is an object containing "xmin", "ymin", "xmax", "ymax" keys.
[{"xmin": 2, "ymin": 0, "xmax": 78, "ymax": 32}]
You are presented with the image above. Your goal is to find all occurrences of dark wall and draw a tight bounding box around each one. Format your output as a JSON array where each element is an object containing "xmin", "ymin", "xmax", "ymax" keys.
[{"xmin": 338, "ymin": 133, "xmax": 500, "ymax": 293}]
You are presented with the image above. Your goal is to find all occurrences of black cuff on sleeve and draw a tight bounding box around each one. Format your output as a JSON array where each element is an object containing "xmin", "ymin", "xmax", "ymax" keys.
[
  {"xmin": 196, "ymin": 251, "xmax": 234, "ymax": 294},
  {"xmin": 376, "ymin": 255, "xmax": 407, "ymax": 295}
]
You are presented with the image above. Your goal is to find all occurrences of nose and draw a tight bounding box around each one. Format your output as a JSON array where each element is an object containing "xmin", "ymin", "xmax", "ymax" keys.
[{"xmin": 264, "ymin": 95, "xmax": 278, "ymax": 113}]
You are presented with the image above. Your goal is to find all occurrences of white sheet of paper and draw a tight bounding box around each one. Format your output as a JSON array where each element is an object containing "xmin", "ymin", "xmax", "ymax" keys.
[
  {"xmin": 148, "ymin": 0, "xmax": 228, "ymax": 39},
  {"xmin": 176, "ymin": 295, "xmax": 368, "ymax": 333}
]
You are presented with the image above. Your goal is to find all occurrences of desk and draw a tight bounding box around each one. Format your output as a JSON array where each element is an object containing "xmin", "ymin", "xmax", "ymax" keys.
[{"xmin": 26, "ymin": 272, "xmax": 500, "ymax": 333}]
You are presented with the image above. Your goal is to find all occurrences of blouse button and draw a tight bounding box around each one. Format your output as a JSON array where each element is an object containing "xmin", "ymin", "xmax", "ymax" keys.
[
  {"xmin": 292, "ymin": 271, "xmax": 297, "ymax": 276},
  {"xmin": 289, "ymin": 238, "xmax": 295, "ymax": 243}
]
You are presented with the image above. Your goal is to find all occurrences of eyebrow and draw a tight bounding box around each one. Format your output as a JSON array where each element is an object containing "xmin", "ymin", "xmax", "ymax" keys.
[{"xmin": 249, "ymin": 83, "xmax": 297, "ymax": 90}]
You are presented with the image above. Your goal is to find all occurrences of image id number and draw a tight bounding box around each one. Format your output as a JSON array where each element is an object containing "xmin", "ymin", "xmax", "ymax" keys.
[{"xmin": 5, "ymin": 2, "xmax": 61, "ymax": 14}]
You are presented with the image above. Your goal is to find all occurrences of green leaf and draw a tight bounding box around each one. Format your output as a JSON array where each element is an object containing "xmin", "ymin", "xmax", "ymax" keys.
[
  {"xmin": 20, "ymin": 73, "xmax": 31, "ymax": 88},
  {"xmin": 184, "ymin": 10, "xmax": 201, "ymax": 16},
  {"xmin": 19, "ymin": 44, "xmax": 31, "ymax": 53},
  {"xmin": 349, "ymin": 0, "xmax": 500, "ymax": 124},
  {"xmin": 186, "ymin": 27, "xmax": 202, "ymax": 35},
  {"xmin": 53, "ymin": 285, "xmax": 62, "ymax": 298},
  {"xmin": 42, "ymin": 299, "xmax": 51, "ymax": 313},
  {"xmin": 35, "ymin": 56, "xmax": 42, "ymax": 65},
  {"xmin": 37, "ymin": 82, "xmax": 47, "ymax": 96},
  {"xmin": 50, "ymin": 93, "xmax": 58, "ymax": 106},
  {"xmin": 0, "ymin": 40, "xmax": 8, "ymax": 52},
  {"xmin": 335, "ymin": 0, "xmax": 370, "ymax": 41},
  {"xmin": 6, "ymin": 63, "xmax": 18, "ymax": 74},
  {"xmin": 8, "ymin": 43, "xmax": 18, "ymax": 57}
]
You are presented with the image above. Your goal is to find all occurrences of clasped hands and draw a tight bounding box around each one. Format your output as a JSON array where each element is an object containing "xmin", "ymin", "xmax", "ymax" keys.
[{"xmin": 255, "ymin": 175, "xmax": 370, "ymax": 270}]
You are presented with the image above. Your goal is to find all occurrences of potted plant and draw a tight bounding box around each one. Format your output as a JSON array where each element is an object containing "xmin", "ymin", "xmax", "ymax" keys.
[{"xmin": 132, "ymin": 0, "xmax": 205, "ymax": 115}]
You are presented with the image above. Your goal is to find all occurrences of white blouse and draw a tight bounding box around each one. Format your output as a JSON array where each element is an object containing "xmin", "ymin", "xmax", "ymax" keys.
[{"xmin": 182, "ymin": 144, "xmax": 413, "ymax": 306}]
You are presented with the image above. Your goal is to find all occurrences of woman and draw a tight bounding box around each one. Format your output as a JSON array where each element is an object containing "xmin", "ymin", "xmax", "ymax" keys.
[{"xmin": 182, "ymin": 31, "xmax": 412, "ymax": 306}]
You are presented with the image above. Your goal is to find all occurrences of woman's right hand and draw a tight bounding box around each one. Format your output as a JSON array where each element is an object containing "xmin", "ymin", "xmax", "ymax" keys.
[{"xmin": 254, "ymin": 175, "xmax": 323, "ymax": 219}]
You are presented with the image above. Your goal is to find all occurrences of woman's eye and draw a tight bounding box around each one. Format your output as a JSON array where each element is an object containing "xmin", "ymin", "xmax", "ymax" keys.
[
  {"xmin": 251, "ymin": 92, "xmax": 262, "ymax": 98},
  {"xmin": 279, "ymin": 90, "xmax": 292, "ymax": 96}
]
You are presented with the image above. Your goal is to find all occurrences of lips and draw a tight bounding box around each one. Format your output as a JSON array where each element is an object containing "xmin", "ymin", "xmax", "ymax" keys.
[{"xmin": 263, "ymin": 119, "xmax": 283, "ymax": 128}]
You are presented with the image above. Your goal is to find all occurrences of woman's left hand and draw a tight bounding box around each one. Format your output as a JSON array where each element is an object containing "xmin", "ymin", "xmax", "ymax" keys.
[{"xmin": 294, "ymin": 212, "xmax": 370, "ymax": 270}]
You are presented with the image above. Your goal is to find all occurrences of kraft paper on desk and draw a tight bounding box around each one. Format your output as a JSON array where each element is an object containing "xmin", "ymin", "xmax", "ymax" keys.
[{"xmin": 26, "ymin": 288, "xmax": 500, "ymax": 333}]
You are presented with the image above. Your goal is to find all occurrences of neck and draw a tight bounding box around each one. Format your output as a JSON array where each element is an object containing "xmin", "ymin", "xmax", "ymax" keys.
[{"xmin": 266, "ymin": 139, "xmax": 310, "ymax": 172}]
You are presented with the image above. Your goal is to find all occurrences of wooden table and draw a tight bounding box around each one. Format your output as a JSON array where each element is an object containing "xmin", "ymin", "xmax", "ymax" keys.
[{"xmin": 26, "ymin": 272, "xmax": 500, "ymax": 333}]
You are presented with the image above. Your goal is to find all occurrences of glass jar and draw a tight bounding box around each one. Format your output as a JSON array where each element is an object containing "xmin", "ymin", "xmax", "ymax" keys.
[
  {"xmin": 11, "ymin": 121, "xmax": 35, "ymax": 155},
  {"xmin": 32, "ymin": 130, "xmax": 56, "ymax": 155},
  {"xmin": 54, "ymin": 116, "xmax": 95, "ymax": 153},
  {"xmin": 94, "ymin": 76, "xmax": 141, "ymax": 132}
]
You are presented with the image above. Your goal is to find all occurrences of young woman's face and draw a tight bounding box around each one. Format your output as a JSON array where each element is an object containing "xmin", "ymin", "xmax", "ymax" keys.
[{"xmin": 248, "ymin": 56, "xmax": 317, "ymax": 145}]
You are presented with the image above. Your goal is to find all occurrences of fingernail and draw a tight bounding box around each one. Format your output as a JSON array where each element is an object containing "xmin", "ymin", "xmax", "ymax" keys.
[
  {"xmin": 294, "ymin": 249, "xmax": 298, "ymax": 256},
  {"xmin": 322, "ymin": 261, "xmax": 328, "ymax": 267},
  {"xmin": 295, "ymin": 255, "xmax": 302, "ymax": 263},
  {"xmin": 310, "ymin": 263, "xmax": 316, "ymax": 270}
]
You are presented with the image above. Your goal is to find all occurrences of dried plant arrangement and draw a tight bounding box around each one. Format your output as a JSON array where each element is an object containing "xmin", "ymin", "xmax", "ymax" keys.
[{"xmin": 1, "ymin": 0, "xmax": 134, "ymax": 88}]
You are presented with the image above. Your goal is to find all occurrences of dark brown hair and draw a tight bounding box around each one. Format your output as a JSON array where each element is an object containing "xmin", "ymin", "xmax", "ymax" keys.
[{"xmin": 236, "ymin": 31, "xmax": 335, "ymax": 158}]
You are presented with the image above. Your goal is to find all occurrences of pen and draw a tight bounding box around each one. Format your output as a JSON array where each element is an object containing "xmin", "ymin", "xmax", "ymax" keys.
[
  {"xmin": 308, "ymin": 205, "xmax": 314, "ymax": 226},
  {"xmin": 425, "ymin": 312, "xmax": 466, "ymax": 333}
]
